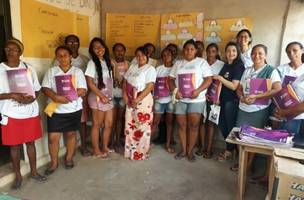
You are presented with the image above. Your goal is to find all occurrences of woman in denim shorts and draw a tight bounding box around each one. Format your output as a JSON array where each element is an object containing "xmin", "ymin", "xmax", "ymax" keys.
[
  {"xmin": 169, "ymin": 39, "xmax": 213, "ymax": 162},
  {"xmin": 152, "ymin": 48, "xmax": 175, "ymax": 153}
]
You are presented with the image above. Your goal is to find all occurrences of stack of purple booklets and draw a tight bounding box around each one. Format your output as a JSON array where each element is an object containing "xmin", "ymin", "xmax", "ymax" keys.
[{"xmin": 240, "ymin": 125, "xmax": 290, "ymax": 143}]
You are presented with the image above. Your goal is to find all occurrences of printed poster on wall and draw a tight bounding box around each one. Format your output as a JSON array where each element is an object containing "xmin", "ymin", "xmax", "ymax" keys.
[
  {"xmin": 160, "ymin": 12, "xmax": 204, "ymax": 50},
  {"xmin": 21, "ymin": 0, "xmax": 90, "ymax": 58},
  {"xmin": 203, "ymin": 17, "xmax": 253, "ymax": 55},
  {"xmin": 106, "ymin": 13, "xmax": 160, "ymax": 57}
]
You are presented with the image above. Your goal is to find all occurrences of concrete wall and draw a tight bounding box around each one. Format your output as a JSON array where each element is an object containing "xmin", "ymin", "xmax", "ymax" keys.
[
  {"xmin": 6, "ymin": 0, "xmax": 100, "ymax": 172},
  {"xmin": 101, "ymin": 0, "xmax": 298, "ymax": 66},
  {"xmin": 280, "ymin": 0, "xmax": 304, "ymax": 64}
]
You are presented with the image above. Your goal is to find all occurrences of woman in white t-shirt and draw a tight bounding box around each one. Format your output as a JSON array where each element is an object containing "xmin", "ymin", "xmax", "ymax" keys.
[
  {"xmin": 169, "ymin": 39, "xmax": 213, "ymax": 162},
  {"xmin": 123, "ymin": 46, "xmax": 156, "ymax": 160},
  {"xmin": 85, "ymin": 38, "xmax": 114, "ymax": 158},
  {"xmin": 236, "ymin": 29, "xmax": 253, "ymax": 68},
  {"xmin": 275, "ymin": 42, "xmax": 304, "ymax": 136},
  {"xmin": 235, "ymin": 44, "xmax": 281, "ymax": 171},
  {"xmin": 42, "ymin": 46, "xmax": 87, "ymax": 175},
  {"xmin": 236, "ymin": 44, "xmax": 282, "ymax": 127},
  {"xmin": 196, "ymin": 43, "xmax": 224, "ymax": 158},
  {"xmin": 65, "ymin": 34, "xmax": 90, "ymax": 156},
  {"xmin": 0, "ymin": 39, "xmax": 46, "ymax": 189},
  {"xmin": 151, "ymin": 48, "xmax": 175, "ymax": 153}
]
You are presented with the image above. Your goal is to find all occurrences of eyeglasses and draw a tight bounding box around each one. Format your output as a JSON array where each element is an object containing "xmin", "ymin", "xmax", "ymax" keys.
[
  {"xmin": 4, "ymin": 47, "xmax": 20, "ymax": 53},
  {"xmin": 66, "ymin": 42, "xmax": 79, "ymax": 45}
]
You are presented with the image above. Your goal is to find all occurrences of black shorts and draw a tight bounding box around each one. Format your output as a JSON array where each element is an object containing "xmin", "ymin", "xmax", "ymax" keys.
[{"xmin": 47, "ymin": 110, "xmax": 82, "ymax": 133}]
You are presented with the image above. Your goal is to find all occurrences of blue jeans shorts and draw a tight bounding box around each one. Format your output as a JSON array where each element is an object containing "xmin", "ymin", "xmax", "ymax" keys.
[
  {"xmin": 113, "ymin": 97, "xmax": 125, "ymax": 108},
  {"xmin": 174, "ymin": 101, "xmax": 206, "ymax": 115},
  {"xmin": 154, "ymin": 102, "xmax": 174, "ymax": 114}
]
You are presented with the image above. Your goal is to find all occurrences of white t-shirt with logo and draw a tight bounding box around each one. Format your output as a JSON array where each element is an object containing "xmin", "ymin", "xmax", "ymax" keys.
[
  {"xmin": 0, "ymin": 62, "xmax": 41, "ymax": 119},
  {"xmin": 42, "ymin": 66, "xmax": 87, "ymax": 114},
  {"xmin": 124, "ymin": 64, "xmax": 156, "ymax": 92},
  {"xmin": 169, "ymin": 57, "xmax": 212, "ymax": 103},
  {"xmin": 277, "ymin": 63, "xmax": 304, "ymax": 82},
  {"xmin": 241, "ymin": 48, "xmax": 253, "ymax": 68},
  {"xmin": 239, "ymin": 65, "xmax": 281, "ymax": 112},
  {"xmin": 154, "ymin": 65, "xmax": 172, "ymax": 104},
  {"xmin": 209, "ymin": 59, "xmax": 224, "ymax": 75}
]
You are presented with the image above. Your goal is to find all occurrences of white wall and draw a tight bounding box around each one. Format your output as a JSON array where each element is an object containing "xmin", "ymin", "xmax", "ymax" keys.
[
  {"xmin": 280, "ymin": 0, "xmax": 304, "ymax": 65},
  {"xmin": 9, "ymin": 0, "xmax": 101, "ymax": 163}
]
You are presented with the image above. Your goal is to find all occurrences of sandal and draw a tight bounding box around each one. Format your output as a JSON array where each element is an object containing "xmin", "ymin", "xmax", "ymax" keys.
[
  {"xmin": 44, "ymin": 164, "xmax": 58, "ymax": 176},
  {"xmin": 174, "ymin": 152, "xmax": 186, "ymax": 160},
  {"xmin": 165, "ymin": 146, "xmax": 175, "ymax": 154},
  {"xmin": 11, "ymin": 179, "xmax": 22, "ymax": 190},
  {"xmin": 230, "ymin": 163, "xmax": 239, "ymax": 172},
  {"xmin": 44, "ymin": 168, "xmax": 56, "ymax": 176},
  {"xmin": 187, "ymin": 154, "xmax": 196, "ymax": 163},
  {"xmin": 217, "ymin": 151, "xmax": 233, "ymax": 162},
  {"xmin": 195, "ymin": 149, "xmax": 206, "ymax": 156},
  {"xmin": 79, "ymin": 147, "xmax": 92, "ymax": 157},
  {"xmin": 203, "ymin": 151, "xmax": 213, "ymax": 159},
  {"xmin": 65, "ymin": 162, "xmax": 74, "ymax": 170},
  {"xmin": 30, "ymin": 174, "xmax": 47, "ymax": 182}
]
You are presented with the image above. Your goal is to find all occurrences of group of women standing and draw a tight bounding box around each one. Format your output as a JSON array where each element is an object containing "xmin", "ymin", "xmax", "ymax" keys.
[{"xmin": 1, "ymin": 29, "xmax": 304, "ymax": 189}]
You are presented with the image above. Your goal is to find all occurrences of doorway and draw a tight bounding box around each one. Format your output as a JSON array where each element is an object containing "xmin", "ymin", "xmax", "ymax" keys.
[{"xmin": 0, "ymin": 0, "xmax": 12, "ymax": 167}]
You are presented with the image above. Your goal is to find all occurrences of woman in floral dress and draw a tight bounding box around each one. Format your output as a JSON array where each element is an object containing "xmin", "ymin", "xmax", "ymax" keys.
[{"xmin": 123, "ymin": 46, "xmax": 156, "ymax": 160}]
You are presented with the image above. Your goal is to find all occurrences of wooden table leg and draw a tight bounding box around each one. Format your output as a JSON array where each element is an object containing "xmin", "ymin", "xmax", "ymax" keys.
[
  {"xmin": 237, "ymin": 145, "xmax": 248, "ymax": 200},
  {"xmin": 265, "ymin": 156, "xmax": 275, "ymax": 200}
]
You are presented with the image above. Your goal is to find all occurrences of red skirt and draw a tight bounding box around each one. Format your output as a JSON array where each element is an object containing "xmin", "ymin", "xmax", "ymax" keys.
[{"xmin": 1, "ymin": 116, "xmax": 42, "ymax": 146}]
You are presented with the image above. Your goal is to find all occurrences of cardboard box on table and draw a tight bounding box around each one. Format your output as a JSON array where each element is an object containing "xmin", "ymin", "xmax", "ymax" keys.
[{"xmin": 272, "ymin": 148, "xmax": 304, "ymax": 200}]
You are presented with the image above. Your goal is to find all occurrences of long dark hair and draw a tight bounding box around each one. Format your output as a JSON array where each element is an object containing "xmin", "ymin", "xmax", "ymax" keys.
[
  {"xmin": 88, "ymin": 37, "xmax": 113, "ymax": 89},
  {"xmin": 225, "ymin": 42, "xmax": 242, "ymax": 65}
]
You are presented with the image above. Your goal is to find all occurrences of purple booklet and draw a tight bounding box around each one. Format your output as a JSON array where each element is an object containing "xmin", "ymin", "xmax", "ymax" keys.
[
  {"xmin": 282, "ymin": 75, "xmax": 296, "ymax": 87},
  {"xmin": 55, "ymin": 75, "xmax": 78, "ymax": 101},
  {"xmin": 207, "ymin": 80, "xmax": 222, "ymax": 103},
  {"xmin": 154, "ymin": 77, "xmax": 170, "ymax": 97},
  {"xmin": 240, "ymin": 125, "xmax": 290, "ymax": 143},
  {"xmin": 101, "ymin": 78, "xmax": 113, "ymax": 99},
  {"xmin": 273, "ymin": 85, "xmax": 300, "ymax": 110},
  {"xmin": 126, "ymin": 81, "xmax": 137, "ymax": 104},
  {"xmin": 178, "ymin": 73, "xmax": 195, "ymax": 98},
  {"xmin": 6, "ymin": 68, "xmax": 35, "ymax": 97},
  {"xmin": 249, "ymin": 78, "xmax": 271, "ymax": 105}
]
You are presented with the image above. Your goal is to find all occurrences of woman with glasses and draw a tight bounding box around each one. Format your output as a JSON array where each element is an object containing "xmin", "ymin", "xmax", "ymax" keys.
[{"xmin": 0, "ymin": 39, "xmax": 47, "ymax": 189}]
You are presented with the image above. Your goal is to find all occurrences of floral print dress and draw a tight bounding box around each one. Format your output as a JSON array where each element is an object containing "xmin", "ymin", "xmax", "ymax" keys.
[{"xmin": 124, "ymin": 93, "xmax": 153, "ymax": 160}]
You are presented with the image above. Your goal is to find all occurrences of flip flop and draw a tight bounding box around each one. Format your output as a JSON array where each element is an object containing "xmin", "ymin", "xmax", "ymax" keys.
[
  {"xmin": 11, "ymin": 179, "xmax": 22, "ymax": 190},
  {"xmin": 195, "ymin": 149, "xmax": 206, "ymax": 156},
  {"xmin": 79, "ymin": 147, "xmax": 92, "ymax": 157},
  {"xmin": 187, "ymin": 154, "xmax": 196, "ymax": 163},
  {"xmin": 30, "ymin": 174, "xmax": 47, "ymax": 182},
  {"xmin": 174, "ymin": 152, "xmax": 186, "ymax": 160},
  {"xmin": 166, "ymin": 147, "xmax": 175, "ymax": 154},
  {"xmin": 203, "ymin": 151, "xmax": 213, "ymax": 159}
]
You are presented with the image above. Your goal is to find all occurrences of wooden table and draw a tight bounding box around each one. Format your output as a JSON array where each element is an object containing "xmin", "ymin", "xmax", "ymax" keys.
[{"xmin": 226, "ymin": 128, "xmax": 275, "ymax": 200}]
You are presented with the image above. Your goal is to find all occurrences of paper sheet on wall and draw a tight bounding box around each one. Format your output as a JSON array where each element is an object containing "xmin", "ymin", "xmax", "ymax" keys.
[
  {"xmin": 160, "ymin": 12, "xmax": 204, "ymax": 50},
  {"xmin": 106, "ymin": 13, "xmax": 160, "ymax": 57},
  {"xmin": 20, "ymin": 0, "xmax": 90, "ymax": 58},
  {"xmin": 203, "ymin": 17, "xmax": 253, "ymax": 56}
]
